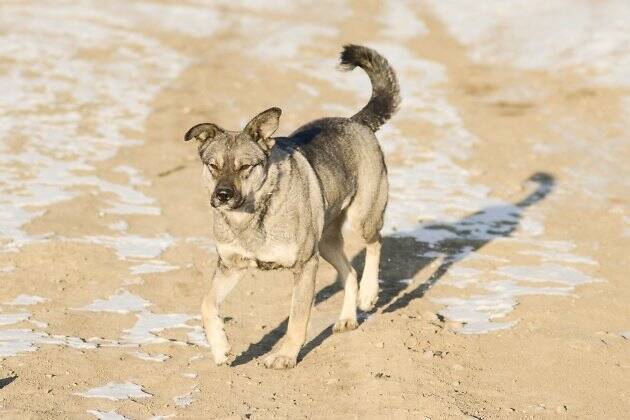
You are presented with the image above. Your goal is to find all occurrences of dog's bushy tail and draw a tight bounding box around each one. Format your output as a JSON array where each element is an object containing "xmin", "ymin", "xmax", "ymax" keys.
[{"xmin": 339, "ymin": 44, "xmax": 400, "ymax": 132}]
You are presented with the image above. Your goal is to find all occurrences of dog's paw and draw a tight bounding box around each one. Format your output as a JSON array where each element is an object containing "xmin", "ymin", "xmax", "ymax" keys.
[
  {"xmin": 213, "ymin": 351, "xmax": 230, "ymax": 366},
  {"xmin": 264, "ymin": 353, "xmax": 297, "ymax": 369},
  {"xmin": 333, "ymin": 318, "xmax": 358, "ymax": 333},
  {"xmin": 211, "ymin": 341, "xmax": 231, "ymax": 366},
  {"xmin": 358, "ymin": 290, "xmax": 378, "ymax": 312}
]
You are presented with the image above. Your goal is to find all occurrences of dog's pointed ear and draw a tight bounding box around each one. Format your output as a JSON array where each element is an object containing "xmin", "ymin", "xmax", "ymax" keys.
[
  {"xmin": 184, "ymin": 123, "xmax": 225, "ymax": 143},
  {"xmin": 244, "ymin": 107, "xmax": 281, "ymax": 151}
]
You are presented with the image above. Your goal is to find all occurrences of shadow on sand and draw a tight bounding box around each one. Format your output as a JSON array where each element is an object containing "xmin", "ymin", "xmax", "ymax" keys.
[
  {"xmin": 231, "ymin": 172, "xmax": 554, "ymax": 366},
  {"xmin": 0, "ymin": 376, "xmax": 17, "ymax": 390}
]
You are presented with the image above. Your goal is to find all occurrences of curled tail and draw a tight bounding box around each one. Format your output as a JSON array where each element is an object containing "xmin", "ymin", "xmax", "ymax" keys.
[{"xmin": 339, "ymin": 44, "xmax": 400, "ymax": 132}]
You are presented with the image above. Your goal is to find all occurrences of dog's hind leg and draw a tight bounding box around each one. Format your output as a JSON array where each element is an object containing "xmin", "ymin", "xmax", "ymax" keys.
[
  {"xmin": 319, "ymin": 216, "xmax": 359, "ymax": 333},
  {"xmin": 201, "ymin": 260, "xmax": 244, "ymax": 365},
  {"xmin": 347, "ymin": 174, "xmax": 387, "ymax": 312},
  {"xmin": 358, "ymin": 235, "xmax": 381, "ymax": 311}
]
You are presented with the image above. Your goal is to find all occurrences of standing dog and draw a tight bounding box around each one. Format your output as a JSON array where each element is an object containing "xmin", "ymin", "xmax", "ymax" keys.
[{"xmin": 185, "ymin": 45, "xmax": 399, "ymax": 369}]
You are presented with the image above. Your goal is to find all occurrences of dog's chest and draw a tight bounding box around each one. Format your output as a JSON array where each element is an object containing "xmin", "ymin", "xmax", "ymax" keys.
[{"xmin": 215, "ymin": 226, "xmax": 299, "ymax": 270}]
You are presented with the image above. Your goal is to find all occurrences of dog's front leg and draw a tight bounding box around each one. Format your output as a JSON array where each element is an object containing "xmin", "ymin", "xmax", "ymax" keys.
[
  {"xmin": 201, "ymin": 260, "xmax": 243, "ymax": 365},
  {"xmin": 264, "ymin": 256, "xmax": 318, "ymax": 369}
]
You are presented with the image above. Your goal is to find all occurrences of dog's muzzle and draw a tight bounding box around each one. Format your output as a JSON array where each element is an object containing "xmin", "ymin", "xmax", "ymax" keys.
[{"xmin": 211, "ymin": 187, "xmax": 241, "ymax": 209}]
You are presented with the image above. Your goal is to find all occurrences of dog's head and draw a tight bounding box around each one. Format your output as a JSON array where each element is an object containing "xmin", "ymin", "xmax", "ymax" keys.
[{"xmin": 184, "ymin": 107, "xmax": 281, "ymax": 211}]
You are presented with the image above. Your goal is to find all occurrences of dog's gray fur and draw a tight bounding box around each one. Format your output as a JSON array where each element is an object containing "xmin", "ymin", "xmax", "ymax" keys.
[{"xmin": 185, "ymin": 45, "xmax": 400, "ymax": 369}]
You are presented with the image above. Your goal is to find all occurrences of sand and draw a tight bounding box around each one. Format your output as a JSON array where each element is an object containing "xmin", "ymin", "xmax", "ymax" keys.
[{"xmin": 0, "ymin": 1, "xmax": 628, "ymax": 418}]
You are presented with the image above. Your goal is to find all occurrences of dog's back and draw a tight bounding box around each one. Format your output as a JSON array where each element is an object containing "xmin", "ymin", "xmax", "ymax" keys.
[{"xmin": 279, "ymin": 45, "xmax": 400, "ymax": 231}]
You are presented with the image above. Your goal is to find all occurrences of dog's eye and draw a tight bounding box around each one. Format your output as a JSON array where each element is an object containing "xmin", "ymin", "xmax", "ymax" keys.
[
  {"xmin": 208, "ymin": 163, "xmax": 219, "ymax": 172},
  {"xmin": 239, "ymin": 164, "xmax": 252, "ymax": 172}
]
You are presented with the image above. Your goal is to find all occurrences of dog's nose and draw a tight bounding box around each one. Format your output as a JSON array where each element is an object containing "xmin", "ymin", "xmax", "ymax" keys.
[{"xmin": 215, "ymin": 187, "xmax": 234, "ymax": 203}]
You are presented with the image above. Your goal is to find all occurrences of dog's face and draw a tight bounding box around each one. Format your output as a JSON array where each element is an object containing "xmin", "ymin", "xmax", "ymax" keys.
[{"xmin": 185, "ymin": 107, "xmax": 281, "ymax": 211}]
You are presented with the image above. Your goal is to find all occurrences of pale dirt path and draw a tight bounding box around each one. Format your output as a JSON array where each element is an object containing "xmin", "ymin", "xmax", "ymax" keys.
[{"xmin": 0, "ymin": 1, "xmax": 628, "ymax": 419}]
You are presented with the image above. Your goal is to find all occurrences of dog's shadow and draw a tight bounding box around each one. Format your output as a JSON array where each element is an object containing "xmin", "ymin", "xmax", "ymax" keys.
[
  {"xmin": 0, "ymin": 376, "xmax": 17, "ymax": 390},
  {"xmin": 231, "ymin": 172, "xmax": 554, "ymax": 366}
]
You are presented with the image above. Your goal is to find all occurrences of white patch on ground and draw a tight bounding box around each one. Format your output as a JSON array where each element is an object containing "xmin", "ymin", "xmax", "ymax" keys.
[
  {"xmin": 82, "ymin": 235, "xmax": 174, "ymax": 260},
  {"xmin": 430, "ymin": 236, "xmax": 597, "ymax": 333},
  {"xmin": 77, "ymin": 290, "xmax": 151, "ymax": 314},
  {"xmin": 188, "ymin": 354, "xmax": 203, "ymax": 362},
  {"xmin": 114, "ymin": 165, "xmax": 150, "ymax": 187},
  {"xmin": 497, "ymin": 264, "xmax": 594, "ymax": 286},
  {"xmin": 435, "ymin": 280, "xmax": 575, "ymax": 334},
  {"xmin": 66, "ymin": 233, "xmax": 177, "ymax": 280},
  {"xmin": 77, "ymin": 291, "xmax": 205, "ymax": 346},
  {"xmin": 0, "ymin": 313, "xmax": 31, "ymax": 326},
  {"xmin": 48, "ymin": 335, "xmax": 97, "ymax": 350},
  {"xmin": 424, "ymin": 0, "xmax": 630, "ymax": 86},
  {"xmin": 78, "ymin": 290, "xmax": 206, "ymax": 347},
  {"xmin": 107, "ymin": 221, "xmax": 129, "ymax": 232},
  {"xmin": 1, "ymin": 289, "xmax": 204, "ymax": 357},
  {"xmin": 173, "ymin": 389, "xmax": 196, "ymax": 407},
  {"xmin": 133, "ymin": 351, "xmax": 170, "ymax": 362},
  {"xmin": 130, "ymin": 261, "xmax": 179, "ymax": 275},
  {"xmin": 77, "ymin": 382, "xmax": 152, "ymax": 401},
  {"xmin": 0, "ymin": 329, "xmax": 46, "ymax": 356},
  {"xmin": 186, "ymin": 326, "xmax": 210, "ymax": 348},
  {"xmin": 29, "ymin": 320, "xmax": 48, "ymax": 329},
  {"xmin": 435, "ymin": 294, "xmax": 517, "ymax": 334},
  {"xmin": 0, "ymin": 329, "xmax": 97, "ymax": 357},
  {"xmin": 442, "ymin": 267, "xmax": 482, "ymax": 289},
  {"xmin": 120, "ymin": 311, "xmax": 208, "ymax": 347},
  {"xmin": 0, "ymin": 265, "xmax": 15, "ymax": 273},
  {"xmin": 6, "ymin": 295, "xmax": 48, "ymax": 306},
  {"xmin": 519, "ymin": 249, "xmax": 598, "ymax": 265},
  {"xmin": 103, "ymin": 200, "xmax": 160, "ymax": 216},
  {"xmin": 87, "ymin": 409, "xmax": 129, "ymax": 420},
  {"xmin": 621, "ymin": 332, "xmax": 630, "ymax": 340},
  {"xmin": 122, "ymin": 312, "xmax": 192, "ymax": 344},
  {"xmin": 123, "ymin": 278, "xmax": 144, "ymax": 286}
]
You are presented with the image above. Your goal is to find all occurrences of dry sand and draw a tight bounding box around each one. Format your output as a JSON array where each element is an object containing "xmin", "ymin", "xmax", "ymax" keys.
[{"xmin": 0, "ymin": 1, "xmax": 628, "ymax": 418}]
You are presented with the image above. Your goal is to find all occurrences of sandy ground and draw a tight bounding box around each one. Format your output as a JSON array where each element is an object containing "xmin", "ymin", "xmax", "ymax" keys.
[{"xmin": 0, "ymin": 1, "xmax": 629, "ymax": 418}]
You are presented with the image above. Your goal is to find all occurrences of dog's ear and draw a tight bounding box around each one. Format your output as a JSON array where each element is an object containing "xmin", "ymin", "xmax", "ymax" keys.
[
  {"xmin": 184, "ymin": 123, "xmax": 225, "ymax": 143},
  {"xmin": 244, "ymin": 107, "xmax": 281, "ymax": 151}
]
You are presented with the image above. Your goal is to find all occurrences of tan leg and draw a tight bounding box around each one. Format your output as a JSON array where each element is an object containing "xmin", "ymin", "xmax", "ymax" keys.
[
  {"xmin": 264, "ymin": 256, "xmax": 318, "ymax": 369},
  {"xmin": 319, "ymin": 221, "xmax": 358, "ymax": 333},
  {"xmin": 201, "ymin": 260, "xmax": 244, "ymax": 365},
  {"xmin": 358, "ymin": 235, "xmax": 381, "ymax": 311}
]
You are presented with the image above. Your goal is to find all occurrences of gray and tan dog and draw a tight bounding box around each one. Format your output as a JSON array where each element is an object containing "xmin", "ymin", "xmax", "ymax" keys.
[{"xmin": 184, "ymin": 45, "xmax": 400, "ymax": 369}]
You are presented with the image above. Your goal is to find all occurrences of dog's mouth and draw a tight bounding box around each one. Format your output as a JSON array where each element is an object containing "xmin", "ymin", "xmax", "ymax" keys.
[{"xmin": 210, "ymin": 195, "xmax": 244, "ymax": 211}]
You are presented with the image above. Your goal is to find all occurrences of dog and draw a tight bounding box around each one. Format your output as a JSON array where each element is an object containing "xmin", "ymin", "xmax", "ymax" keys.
[{"xmin": 184, "ymin": 44, "xmax": 400, "ymax": 369}]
